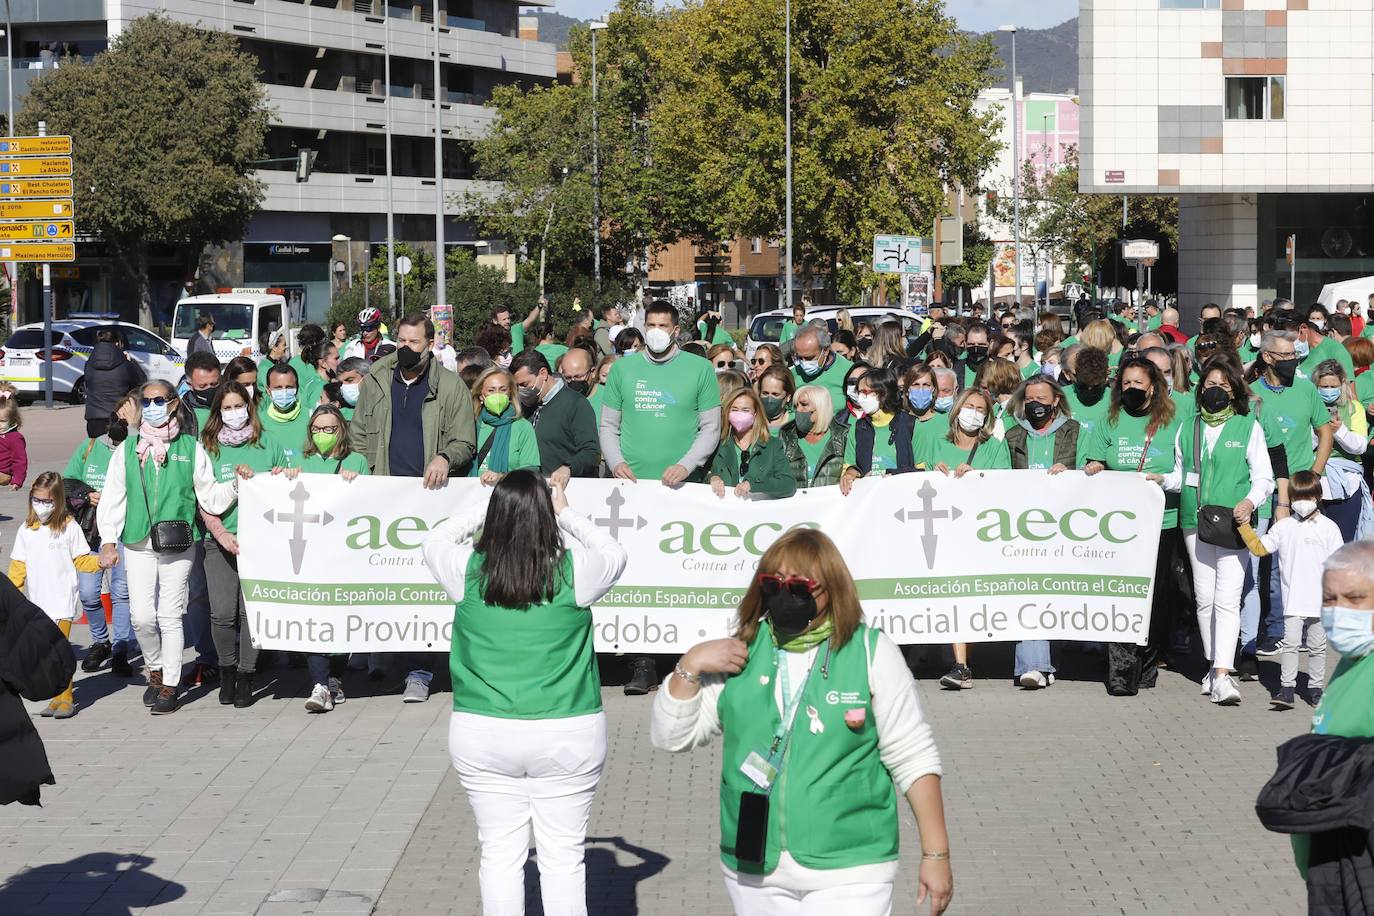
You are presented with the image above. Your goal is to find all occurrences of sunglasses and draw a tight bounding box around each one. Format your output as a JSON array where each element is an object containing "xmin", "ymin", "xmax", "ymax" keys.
[
  {"xmin": 759, "ymin": 573, "xmax": 820, "ymax": 598},
  {"xmin": 714, "ymin": 360, "xmax": 732, "ymax": 368},
  {"xmin": 750, "ymin": 357, "xmax": 768, "ymax": 366},
  {"xmin": 140, "ymin": 396, "xmax": 171, "ymax": 407}
]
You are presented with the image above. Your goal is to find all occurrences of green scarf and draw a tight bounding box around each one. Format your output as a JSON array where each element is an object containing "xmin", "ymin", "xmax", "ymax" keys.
[
  {"xmin": 773, "ymin": 619, "xmax": 834, "ymax": 652},
  {"xmin": 1200, "ymin": 406, "xmax": 1235, "ymax": 427},
  {"xmin": 475, "ymin": 406, "xmax": 517, "ymax": 474},
  {"xmin": 267, "ymin": 398, "xmax": 302, "ymax": 423}
]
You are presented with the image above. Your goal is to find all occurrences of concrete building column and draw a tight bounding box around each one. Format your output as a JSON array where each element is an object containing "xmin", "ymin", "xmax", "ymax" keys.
[{"xmin": 1178, "ymin": 193, "xmax": 1258, "ymax": 326}]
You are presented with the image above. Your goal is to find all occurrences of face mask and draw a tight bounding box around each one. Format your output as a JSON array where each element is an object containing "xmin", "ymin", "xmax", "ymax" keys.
[
  {"xmin": 1294, "ymin": 339, "xmax": 1311, "ymax": 359},
  {"xmin": 1199, "ymin": 386, "xmax": 1231, "ymax": 414},
  {"xmin": 1310, "ymin": 320, "xmax": 1326, "ymax": 332},
  {"xmin": 844, "ymin": 382, "xmax": 858, "ymax": 403},
  {"xmin": 1024, "ymin": 400, "xmax": 1053, "ymax": 426},
  {"xmin": 793, "ymin": 410, "xmax": 814, "ymax": 435},
  {"xmin": 270, "ymin": 388, "xmax": 297, "ymax": 410},
  {"xmin": 483, "ymin": 392, "xmax": 510, "ymax": 415},
  {"xmin": 518, "ymin": 385, "xmax": 542, "ymax": 411},
  {"xmin": 760, "ymin": 395, "xmax": 786, "ymax": 419},
  {"xmin": 728, "ymin": 409, "xmax": 755, "ymax": 433},
  {"xmin": 30, "ymin": 499, "xmax": 53, "ymax": 522},
  {"xmin": 340, "ymin": 382, "xmax": 360, "ymax": 406},
  {"xmin": 854, "ymin": 393, "xmax": 880, "ymax": 416},
  {"xmin": 797, "ymin": 358, "xmax": 821, "ymax": 376},
  {"xmin": 644, "ymin": 327, "xmax": 674, "ymax": 354},
  {"xmin": 1042, "ymin": 362, "xmax": 1060, "ymax": 381},
  {"xmin": 189, "ymin": 387, "xmax": 215, "ymax": 408},
  {"xmin": 497, "ymin": 352, "xmax": 513, "ymax": 369},
  {"xmin": 856, "ymin": 337, "xmax": 873, "ymax": 352},
  {"xmin": 1319, "ymin": 386, "xmax": 1342, "ymax": 405},
  {"xmin": 396, "ymin": 345, "xmax": 425, "ymax": 372},
  {"xmin": 908, "ymin": 388, "xmax": 934, "ymax": 411},
  {"xmin": 1292, "ymin": 498, "xmax": 1319, "ymax": 520},
  {"xmin": 1249, "ymin": 333, "xmax": 1262, "ymax": 349},
  {"xmin": 957, "ymin": 406, "xmax": 985, "ymax": 432},
  {"xmin": 1321, "ymin": 605, "xmax": 1374, "ymax": 659},
  {"xmin": 1120, "ymin": 387, "xmax": 1150, "ymax": 414},
  {"xmin": 143, "ymin": 403, "xmax": 169, "ymax": 427},
  {"xmin": 565, "ymin": 379, "xmax": 590, "ymax": 396},
  {"xmin": 1270, "ymin": 357, "xmax": 1298, "ymax": 386},
  {"xmin": 312, "ymin": 431, "xmax": 339, "ymax": 455},
  {"xmin": 934, "ymin": 394, "xmax": 955, "ymax": 414},
  {"xmin": 765, "ymin": 586, "xmax": 820, "ymax": 642},
  {"xmin": 965, "ymin": 345, "xmax": 989, "ymax": 365},
  {"xmin": 221, "ymin": 407, "xmax": 250, "ymax": 430}
]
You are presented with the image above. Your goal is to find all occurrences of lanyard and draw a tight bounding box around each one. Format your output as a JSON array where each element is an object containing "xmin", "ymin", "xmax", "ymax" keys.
[{"xmin": 767, "ymin": 643, "xmax": 828, "ymax": 766}]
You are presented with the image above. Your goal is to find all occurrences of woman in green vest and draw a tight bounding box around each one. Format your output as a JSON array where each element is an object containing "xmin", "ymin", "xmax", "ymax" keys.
[
  {"xmin": 199, "ymin": 381, "xmax": 285, "ymax": 709},
  {"xmin": 94, "ymin": 380, "xmax": 247, "ymax": 715},
  {"xmin": 710, "ymin": 388, "xmax": 797, "ymax": 500},
  {"xmin": 1174, "ymin": 356, "xmax": 1275, "ymax": 706},
  {"xmin": 778, "ymin": 384, "xmax": 847, "ymax": 488},
  {"xmin": 1311, "ymin": 359, "xmax": 1368, "ymax": 542},
  {"xmin": 469, "ymin": 366, "xmax": 541, "ymax": 484},
  {"xmin": 652, "ymin": 528, "xmax": 952, "ymax": 915},
  {"xmin": 1083, "ymin": 357, "xmax": 1183, "ymax": 696},
  {"xmin": 422, "ymin": 470, "xmax": 627, "ymax": 916}
]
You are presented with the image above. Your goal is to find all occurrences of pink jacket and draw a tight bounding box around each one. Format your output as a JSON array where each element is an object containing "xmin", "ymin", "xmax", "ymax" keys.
[{"xmin": 0, "ymin": 430, "xmax": 29, "ymax": 487}]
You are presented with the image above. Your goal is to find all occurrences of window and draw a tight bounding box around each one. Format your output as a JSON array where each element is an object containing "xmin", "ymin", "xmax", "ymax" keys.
[
  {"xmin": 751, "ymin": 237, "xmax": 763, "ymax": 254},
  {"xmin": 1225, "ymin": 77, "xmax": 1285, "ymax": 120},
  {"xmin": 123, "ymin": 328, "xmax": 167, "ymax": 355}
]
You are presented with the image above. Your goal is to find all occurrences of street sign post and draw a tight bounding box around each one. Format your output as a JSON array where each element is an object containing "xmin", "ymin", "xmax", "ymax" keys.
[
  {"xmin": 1120, "ymin": 239, "xmax": 1159, "ymax": 333},
  {"xmin": 0, "ymin": 179, "xmax": 72, "ymax": 198},
  {"xmin": 0, "ymin": 157, "xmax": 72, "ymax": 177},
  {"xmin": 0, "ymin": 221, "xmax": 73, "ymax": 241},
  {"xmin": 0, "ymin": 243, "xmax": 75, "ymax": 262},
  {"xmin": 0, "ymin": 200, "xmax": 72, "ymax": 219},
  {"xmin": 0, "ymin": 136, "xmax": 71, "ymax": 155},
  {"xmin": 872, "ymin": 235, "xmax": 933, "ymax": 275}
]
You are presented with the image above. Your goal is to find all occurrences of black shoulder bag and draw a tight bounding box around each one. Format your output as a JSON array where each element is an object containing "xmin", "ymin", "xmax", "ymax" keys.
[
  {"xmin": 1194, "ymin": 415, "xmax": 1249, "ymax": 550},
  {"xmin": 141, "ymin": 459, "xmax": 194, "ymax": 553}
]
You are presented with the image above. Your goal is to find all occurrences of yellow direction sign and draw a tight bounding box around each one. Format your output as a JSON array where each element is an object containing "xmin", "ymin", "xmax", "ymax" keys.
[
  {"xmin": 0, "ymin": 178, "xmax": 73, "ymax": 198},
  {"xmin": 0, "ymin": 242, "xmax": 75, "ymax": 262},
  {"xmin": 0, "ymin": 221, "xmax": 73, "ymax": 241},
  {"xmin": 0, "ymin": 157, "xmax": 71, "ymax": 177},
  {"xmin": 0, "ymin": 200, "xmax": 72, "ymax": 220},
  {"xmin": 0, "ymin": 136, "xmax": 72, "ymax": 156}
]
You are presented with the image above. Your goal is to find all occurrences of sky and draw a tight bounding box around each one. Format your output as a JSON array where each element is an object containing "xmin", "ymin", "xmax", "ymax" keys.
[{"xmin": 535, "ymin": 0, "xmax": 1079, "ymax": 33}]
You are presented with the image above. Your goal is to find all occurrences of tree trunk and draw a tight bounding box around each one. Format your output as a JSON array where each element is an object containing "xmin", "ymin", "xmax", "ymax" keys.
[{"xmin": 111, "ymin": 238, "xmax": 151, "ymax": 326}]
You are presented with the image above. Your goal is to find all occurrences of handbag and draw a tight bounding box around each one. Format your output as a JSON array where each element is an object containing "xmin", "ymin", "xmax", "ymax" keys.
[
  {"xmin": 1193, "ymin": 416, "xmax": 1249, "ymax": 550},
  {"xmin": 140, "ymin": 461, "xmax": 193, "ymax": 554},
  {"xmin": 62, "ymin": 477, "xmax": 102, "ymax": 551}
]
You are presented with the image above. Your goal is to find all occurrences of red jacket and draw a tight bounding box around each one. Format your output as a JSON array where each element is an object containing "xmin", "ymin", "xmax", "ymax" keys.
[
  {"xmin": 1159, "ymin": 324, "xmax": 1187, "ymax": 344},
  {"xmin": 0, "ymin": 430, "xmax": 28, "ymax": 488}
]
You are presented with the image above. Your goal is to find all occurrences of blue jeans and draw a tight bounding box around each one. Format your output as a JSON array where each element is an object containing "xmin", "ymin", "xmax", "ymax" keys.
[
  {"xmin": 79, "ymin": 544, "xmax": 134, "ymax": 650},
  {"xmin": 184, "ymin": 539, "xmax": 218, "ymax": 666},
  {"xmin": 1013, "ymin": 640, "xmax": 1055, "ymax": 678},
  {"xmin": 1240, "ymin": 513, "xmax": 1285, "ymax": 653}
]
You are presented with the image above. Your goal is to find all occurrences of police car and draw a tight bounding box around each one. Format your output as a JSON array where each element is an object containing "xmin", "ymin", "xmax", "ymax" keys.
[{"xmin": 0, "ymin": 317, "xmax": 185, "ymax": 403}]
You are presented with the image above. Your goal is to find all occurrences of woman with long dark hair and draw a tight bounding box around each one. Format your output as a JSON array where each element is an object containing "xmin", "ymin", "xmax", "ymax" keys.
[
  {"xmin": 838, "ymin": 367, "xmax": 917, "ymax": 494},
  {"xmin": 422, "ymin": 471, "xmax": 627, "ymax": 916}
]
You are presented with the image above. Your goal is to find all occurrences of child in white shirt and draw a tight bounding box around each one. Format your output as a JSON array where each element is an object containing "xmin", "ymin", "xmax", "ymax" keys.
[{"xmin": 1239, "ymin": 471, "xmax": 1343, "ymax": 709}]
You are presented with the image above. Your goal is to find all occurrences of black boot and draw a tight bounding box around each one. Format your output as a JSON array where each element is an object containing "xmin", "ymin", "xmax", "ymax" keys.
[
  {"xmin": 234, "ymin": 671, "xmax": 254, "ymax": 708},
  {"xmin": 142, "ymin": 670, "xmax": 163, "ymax": 707},
  {"xmin": 219, "ymin": 666, "xmax": 238, "ymax": 706},
  {"xmin": 623, "ymin": 657, "xmax": 657, "ymax": 696},
  {"xmin": 150, "ymin": 686, "xmax": 180, "ymax": 715},
  {"xmin": 111, "ymin": 648, "xmax": 133, "ymax": 678},
  {"xmin": 82, "ymin": 641, "xmax": 112, "ymax": 673}
]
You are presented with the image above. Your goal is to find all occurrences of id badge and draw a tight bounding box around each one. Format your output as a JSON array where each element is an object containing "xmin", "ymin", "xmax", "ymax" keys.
[
  {"xmin": 1185, "ymin": 472, "xmax": 1199, "ymax": 488},
  {"xmin": 740, "ymin": 751, "xmax": 778, "ymax": 791}
]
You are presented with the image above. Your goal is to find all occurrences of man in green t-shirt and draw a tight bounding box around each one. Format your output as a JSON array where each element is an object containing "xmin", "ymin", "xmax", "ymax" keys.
[
  {"xmin": 490, "ymin": 301, "xmax": 542, "ymax": 354},
  {"xmin": 779, "ymin": 303, "xmax": 807, "ymax": 345},
  {"xmin": 182, "ymin": 351, "xmax": 221, "ymax": 435},
  {"xmin": 1297, "ymin": 319, "xmax": 1354, "ymax": 381},
  {"xmin": 789, "ymin": 326, "xmax": 853, "ymax": 412},
  {"xmin": 695, "ymin": 308, "xmax": 736, "ymax": 350}
]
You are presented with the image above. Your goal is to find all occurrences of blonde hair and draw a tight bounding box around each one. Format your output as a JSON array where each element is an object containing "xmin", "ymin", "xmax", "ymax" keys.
[
  {"xmin": 0, "ymin": 396, "xmax": 21, "ymax": 432},
  {"xmin": 793, "ymin": 384, "xmax": 834, "ymax": 436},
  {"xmin": 27, "ymin": 471, "xmax": 69, "ymax": 533},
  {"xmin": 734, "ymin": 528, "xmax": 861, "ymax": 650},
  {"xmin": 1078, "ymin": 319, "xmax": 1118, "ymax": 354},
  {"xmin": 974, "ymin": 357, "xmax": 1021, "ymax": 398},
  {"xmin": 721, "ymin": 386, "xmax": 771, "ymax": 446},
  {"xmin": 945, "ymin": 387, "xmax": 995, "ymax": 444},
  {"xmin": 470, "ymin": 366, "xmax": 522, "ymax": 418}
]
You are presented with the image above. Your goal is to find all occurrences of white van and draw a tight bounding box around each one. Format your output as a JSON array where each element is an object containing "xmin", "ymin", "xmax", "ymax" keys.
[{"xmin": 170, "ymin": 290, "xmax": 294, "ymax": 362}]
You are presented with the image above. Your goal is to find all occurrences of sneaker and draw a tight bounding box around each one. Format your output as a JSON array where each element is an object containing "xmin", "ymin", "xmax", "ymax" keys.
[
  {"xmin": 1210, "ymin": 674, "xmax": 1241, "ymax": 706},
  {"xmin": 1236, "ymin": 655, "xmax": 1259, "ymax": 682},
  {"xmin": 142, "ymin": 670, "xmax": 163, "ymax": 707},
  {"xmin": 940, "ymin": 665, "xmax": 974, "ymax": 690},
  {"xmin": 402, "ymin": 677, "xmax": 430, "ymax": 703},
  {"xmin": 150, "ymin": 686, "xmax": 179, "ymax": 715},
  {"xmin": 1255, "ymin": 637, "xmax": 1283, "ymax": 658},
  {"xmin": 112, "ymin": 649, "xmax": 134, "ymax": 678},
  {"xmin": 623, "ymin": 657, "xmax": 657, "ymax": 696},
  {"xmin": 328, "ymin": 677, "xmax": 346, "ymax": 705},
  {"xmin": 51, "ymin": 700, "xmax": 76, "ymax": 719},
  {"xmin": 1307, "ymin": 688, "xmax": 1324, "ymax": 707},
  {"xmin": 1017, "ymin": 671, "xmax": 1054, "ymax": 689},
  {"xmin": 1271, "ymin": 687, "xmax": 1295, "ymax": 710},
  {"xmin": 304, "ymin": 683, "xmax": 334, "ymax": 713},
  {"xmin": 81, "ymin": 641, "xmax": 112, "ymax": 673},
  {"xmin": 39, "ymin": 699, "xmax": 59, "ymax": 717},
  {"xmin": 1199, "ymin": 671, "xmax": 1214, "ymax": 695}
]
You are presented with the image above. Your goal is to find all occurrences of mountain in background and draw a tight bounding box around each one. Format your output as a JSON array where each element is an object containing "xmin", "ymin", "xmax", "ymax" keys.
[{"xmin": 521, "ymin": 9, "xmax": 1079, "ymax": 96}]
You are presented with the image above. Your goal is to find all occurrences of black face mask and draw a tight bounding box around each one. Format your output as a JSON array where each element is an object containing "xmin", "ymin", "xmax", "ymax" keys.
[
  {"xmin": 518, "ymin": 385, "xmax": 542, "ymax": 411},
  {"xmin": 1270, "ymin": 357, "xmax": 1298, "ymax": 386},
  {"xmin": 1199, "ymin": 386, "xmax": 1231, "ymax": 413},
  {"xmin": 566, "ymin": 379, "xmax": 591, "ymax": 396},
  {"xmin": 1120, "ymin": 387, "xmax": 1150, "ymax": 415},
  {"xmin": 188, "ymin": 387, "xmax": 215, "ymax": 409},
  {"xmin": 395, "ymin": 345, "xmax": 426, "ymax": 372},
  {"xmin": 1074, "ymin": 382, "xmax": 1105, "ymax": 405},
  {"xmin": 1024, "ymin": 400, "xmax": 1054, "ymax": 427},
  {"xmin": 765, "ymin": 588, "xmax": 820, "ymax": 642},
  {"xmin": 965, "ymin": 345, "xmax": 989, "ymax": 365},
  {"xmin": 856, "ymin": 337, "xmax": 873, "ymax": 352}
]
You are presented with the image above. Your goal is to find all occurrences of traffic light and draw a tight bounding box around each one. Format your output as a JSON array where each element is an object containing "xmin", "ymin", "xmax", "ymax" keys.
[{"xmin": 295, "ymin": 148, "xmax": 317, "ymax": 183}]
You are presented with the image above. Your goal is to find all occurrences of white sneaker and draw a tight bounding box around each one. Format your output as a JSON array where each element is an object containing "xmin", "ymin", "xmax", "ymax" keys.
[
  {"xmin": 402, "ymin": 677, "xmax": 430, "ymax": 703},
  {"xmin": 1210, "ymin": 674, "xmax": 1241, "ymax": 706},
  {"xmin": 328, "ymin": 676, "xmax": 346, "ymax": 705},
  {"xmin": 1200, "ymin": 671, "xmax": 1214, "ymax": 695},
  {"xmin": 1017, "ymin": 671, "xmax": 1054, "ymax": 689},
  {"xmin": 304, "ymin": 683, "xmax": 334, "ymax": 713}
]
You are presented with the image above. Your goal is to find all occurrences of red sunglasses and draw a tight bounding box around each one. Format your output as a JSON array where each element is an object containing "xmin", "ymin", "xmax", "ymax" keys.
[{"xmin": 758, "ymin": 573, "xmax": 821, "ymax": 598}]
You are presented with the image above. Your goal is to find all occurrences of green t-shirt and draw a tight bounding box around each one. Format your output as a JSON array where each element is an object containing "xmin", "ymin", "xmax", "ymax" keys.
[
  {"xmin": 205, "ymin": 439, "xmax": 283, "ymax": 534},
  {"xmin": 603, "ymin": 352, "xmax": 719, "ymax": 478},
  {"xmin": 842, "ymin": 414, "xmax": 913, "ymax": 475},
  {"xmin": 296, "ymin": 450, "xmax": 371, "ymax": 475},
  {"xmin": 1356, "ymin": 370, "xmax": 1374, "ymax": 407},
  {"xmin": 587, "ymin": 387, "xmax": 605, "ymax": 426},
  {"xmin": 511, "ymin": 322, "xmax": 526, "ymax": 353},
  {"xmin": 1170, "ymin": 389, "xmax": 1196, "ymax": 422},
  {"xmin": 535, "ymin": 343, "xmax": 569, "ymax": 368},
  {"xmin": 1019, "ymin": 361, "xmax": 1042, "ymax": 380},
  {"xmin": 791, "ymin": 354, "xmax": 853, "ymax": 419},
  {"xmin": 917, "ymin": 434, "xmax": 1011, "ymax": 471},
  {"xmin": 1086, "ymin": 409, "xmax": 1183, "ymax": 528},
  {"xmin": 1299, "ymin": 336, "xmax": 1354, "ymax": 381},
  {"xmin": 780, "ymin": 320, "xmax": 802, "ymax": 344},
  {"xmin": 63, "ymin": 438, "xmax": 114, "ymax": 491},
  {"xmin": 796, "ymin": 432, "xmax": 829, "ymax": 482},
  {"xmin": 1023, "ymin": 429, "xmax": 1058, "ymax": 470},
  {"xmin": 472, "ymin": 418, "xmax": 541, "ymax": 475},
  {"xmin": 911, "ymin": 415, "xmax": 946, "ymax": 469},
  {"xmin": 340, "ymin": 405, "xmax": 355, "ymax": 423},
  {"xmin": 1063, "ymin": 384, "xmax": 1112, "ymax": 464},
  {"xmin": 697, "ymin": 321, "xmax": 734, "ymax": 347},
  {"xmin": 258, "ymin": 410, "xmax": 311, "ymax": 468},
  {"xmin": 1250, "ymin": 377, "xmax": 1329, "ymax": 476},
  {"xmin": 1146, "ymin": 314, "xmax": 1163, "ymax": 331}
]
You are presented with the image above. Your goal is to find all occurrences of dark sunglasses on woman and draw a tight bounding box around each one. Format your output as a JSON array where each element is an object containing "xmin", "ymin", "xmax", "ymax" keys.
[{"xmin": 758, "ymin": 572, "xmax": 820, "ymax": 598}]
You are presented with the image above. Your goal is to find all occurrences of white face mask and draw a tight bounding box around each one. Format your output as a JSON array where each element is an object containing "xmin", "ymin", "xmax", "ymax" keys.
[
  {"xmin": 221, "ymin": 407, "xmax": 250, "ymax": 430},
  {"xmin": 30, "ymin": 499, "xmax": 54, "ymax": 522},
  {"xmin": 957, "ymin": 407, "xmax": 986, "ymax": 432},
  {"xmin": 854, "ymin": 393, "xmax": 880, "ymax": 416},
  {"xmin": 497, "ymin": 352, "xmax": 513, "ymax": 369},
  {"xmin": 1249, "ymin": 333, "xmax": 1262, "ymax": 349},
  {"xmin": 340, "ymin": 382, "xmax": 360, "ymax": 406},
  {"xmin": 644, "ymin": 327, "xmax": 674, "ymax": 354},
  {"xmin": 1292, "ymin": 499, "xmax": 1319, "ymax": 520}
]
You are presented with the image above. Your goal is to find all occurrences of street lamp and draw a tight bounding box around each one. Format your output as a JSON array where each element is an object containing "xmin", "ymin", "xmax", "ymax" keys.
[
  {"xmin": 999, "ymin": 24, "xmax": 1021, "ymax": 317},
  {"xmin": 590, "ymin": 21, "xmax": 607, "ymax": 290},
  {"xmin": 784, "ymin": 0, "xmax": 793, "ymax": 312},
  {"xmin": 432, "ymin": 0, "xmax": 447, "ymax": 315},
  {"xmin": 333, "ymin": 232, "xmax": 368, "ymax": 312}
]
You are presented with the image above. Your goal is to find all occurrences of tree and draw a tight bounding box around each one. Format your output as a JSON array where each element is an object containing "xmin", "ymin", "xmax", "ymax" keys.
[
  {"xmin": 649, "ymin": 0, "xmax": 1001, "ymax": 303},
  {"xmin": 18, "ymin": 14, "xmax": 270, "ymax": 325}
]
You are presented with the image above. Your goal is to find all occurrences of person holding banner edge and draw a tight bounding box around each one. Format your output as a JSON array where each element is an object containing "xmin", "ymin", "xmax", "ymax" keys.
[
  {"xmin": 422, "ymin": 470, "xmax": 627, "ymax": 916},
  {"xmin": 710, "ymin": 388, "xmax": 797, "ymax": 501}
]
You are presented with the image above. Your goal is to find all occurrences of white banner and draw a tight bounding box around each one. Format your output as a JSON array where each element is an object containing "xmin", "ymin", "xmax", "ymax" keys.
[{"xmin": 237, "ymin": 471, "xmax": 1163, "ymax": 654}]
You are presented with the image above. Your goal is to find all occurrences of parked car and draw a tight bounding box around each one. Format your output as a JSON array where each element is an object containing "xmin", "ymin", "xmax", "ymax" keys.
[
  {"xmin": 744, "ymin": 306, "xmax": 924, "ymax": 357},
  {"xmin": 0, "ymin": 319, "xmax": 185, "ymax": 403}
]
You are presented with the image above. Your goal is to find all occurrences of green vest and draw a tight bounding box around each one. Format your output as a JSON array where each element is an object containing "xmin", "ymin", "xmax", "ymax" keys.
[
  {"xmin": 120, "ymin": 434, "xmax": 198, "ymax": 544},
  {"xmin": 1178, "ymin": 413, "xmax": 1256, "ymax": 530},
  {"xmin": 450, "ymin": 552, "xmax": 601, "ymax": 720},
  {"xmin": 717, "ymin": 623, "xmax": 897, "ymax": 873}
]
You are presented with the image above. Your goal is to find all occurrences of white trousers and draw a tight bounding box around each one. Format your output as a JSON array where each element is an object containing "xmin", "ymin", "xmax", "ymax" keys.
[
  {"xmin": 1281, "ymin": 617, "xmax": 1328, "ymax": 690},
  {"xmin": 123, "ymin": 541, "xmax": 193, "ymax": 688},
  {"xmin": 449, "ymin": 711, "xmax": 607, "ymax": 916},
  {"xmin": 1185, "ymin": 532, "xmax": 1247, "ymax": 671},
  {"xmin": 724, "ymin": 877, "xmax": 894, "ymax": 916}
]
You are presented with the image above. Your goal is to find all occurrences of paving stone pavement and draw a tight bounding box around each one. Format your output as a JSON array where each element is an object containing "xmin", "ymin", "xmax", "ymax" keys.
[{"xmin": 0, "ymin": 405, "xmax": 1317, "ymax": 916}]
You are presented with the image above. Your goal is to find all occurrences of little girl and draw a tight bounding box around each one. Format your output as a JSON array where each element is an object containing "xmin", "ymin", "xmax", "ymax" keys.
[
  {"xmin": 1239, "ymin": 470, "xmax": 1344, "ymax": 710},
  {"xmin": 0, "ymin": 395, "xmax": 27, "ymax": 489},
  {"xmin": 8, "ymin": 472, "xmax": 102, "ymax": 718}
]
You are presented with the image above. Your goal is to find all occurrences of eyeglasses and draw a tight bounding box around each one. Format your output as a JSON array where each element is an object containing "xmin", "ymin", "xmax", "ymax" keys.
[
  {"xmin": 140, "ymin": 396, "xmax": 170, "ymax": 407},
  {"xmin": 311, "ymin": 424, "xmax": 340, "ymax": 435},
  {"xmin": 758, "ymin": 573, "xmax": 821, "ymax": 598},
  {"xmin": 714, "ymin": 360, "xmax": 731, "ymax": 368},
  {"xmin": 1196, "ymin": 342, "xmax": 1219, "ymax": 352},
  {"xmin": 750, "ymin": 357, "xmax": 768, "ymax": 366}
]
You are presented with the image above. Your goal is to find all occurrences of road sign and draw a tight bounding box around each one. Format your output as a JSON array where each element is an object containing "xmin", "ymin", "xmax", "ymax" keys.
[
  {"xmin": 396, "ymin": 255, "xmax": 413, "ymax": 276},
  {"xmin": 0, "ymin": 242, "xmax": 75, "ymax": 262},
  {"xmin": 0, "ymin": 157, "xmax": 71, "ymax": 177},
  {"xmin": 0, "ymin": 200, "xmax": 72, "ymax": 220},
  {"xmin": 0, "ymin": 178, "xmax": 73, "ymax": 198},
  {"xmin": 0, "ymin": 221, "xmax": 73, "ymax": 241},
  {"xmin": 872, "ymin": 235, "xmax": 933, "ymax": 275},
  {"xmin": 0, "ymin": 136, "xmax": 71, "ymax": 156},
  {"xmin": 1120, "ymin": 239, "xmax": 1159, "ymax": 263}
]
